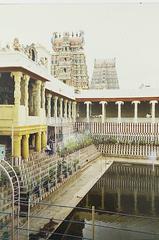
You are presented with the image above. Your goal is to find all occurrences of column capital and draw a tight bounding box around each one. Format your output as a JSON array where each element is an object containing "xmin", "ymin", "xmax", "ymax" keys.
[
  {"xmin": 149, "ymin": 100, "xmax": 158, "ymax": 104},
  {"xmin": 11, "ymin": 71, "xmax": 23, "ymax": 80},
  {"xmin": 23, "ymin": 74, "xmax": 30, "ymax": 82},
  {"xmin": 14, "ymin": 135, "xmax": 22, "ymax": 141},
  {"xmin": 46, "ymin": 93, "xmax": 52, "ymax": 99},
  {"xmin": 60, "ymin": 97, "xmax": 63, "ymax": 102},
  {"xmin": 99, "ymin": 101, "xmax": 108, "ymax": 105},
  {"xmin": 54, "ymin": 96, "xmax": 58, "ymax": 100},
  {"xmin": 64, "ymin": 99, "xmax": 68, "ymax": 103},
  {"xmin": 131, "ymin": 100, "xmax": 140, "ymax": 104},
  {"xmin": 35, "ymin": 80, "xmax": 42, "ymax": 87},
  {"xmin": 115, "ymin": 101, "xmax": 124, "ymax": 105},
  {"xmin": 41, "ymin": 82, "xmax": 45, "ymax": 87},
  {"xmin": 84, "ymin": 101, "xmax": 92, "ymax": 105},
  {"xmin": 23, "ymin": 134, "xmax": 29, "ymax": 139}
]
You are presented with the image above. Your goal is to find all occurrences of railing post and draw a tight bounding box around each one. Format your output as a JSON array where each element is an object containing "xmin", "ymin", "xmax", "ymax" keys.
[{"xmin": 92, "ymin": 206, "xmax": 95, "ymax": 240}]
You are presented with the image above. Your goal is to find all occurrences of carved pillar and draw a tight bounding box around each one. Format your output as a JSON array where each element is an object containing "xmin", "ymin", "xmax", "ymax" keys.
[
  {"xmin": 35, "ymin": 80, "xmax": 41, "ymax": 116},
  {"xmin": 46, "ymin": 94, "xmax": 52, "ymax": 118},
  {"xmin": 23, "ymin": 74, "xmax": 30, "ymax": 116},
  {"xmin": 22, "ymin": 134, "xmax": 29, "ymax": 159},
  {"xmin": 150, "ymin": 100, "xmax": 158, "ymax": 122},
  {"xmin": 131, "ymin": 101, "xmax": 140, "ymax": 122},
  {"xmin": 60, "ymin": 98, "xmax": 63, "ymax": 118},
  {"xmin": 54, "ymin": 96, "xmax": 58, "ymax": 119},
  {"xmin": 13, "ymin": 135, "xmax": 22, "ymax": 158},
  {"xmin": 64, "ymin": 99, "xmax": 68, "ymax": 119},
  {"xmin": 11, "ymin": 72, "xmax": 22, "ymax": 105},
  {"xmin": 11, "ymin": 72, "xmax": 22, "ymax": 121},
  {"xmin": 41, "ymin": 82, "xmax": 45, "ymax": 109},
  {"xmin": 84, "ymin": 101, "xmax": 92, "ymax": 123},
  {"xmin": 99, "ymin": 101, "xmax": 107, "ymax": 123},
  {"xmin": 35, "ymin": 132, "xmax": 41, "ymax": 152},
  {"xmin": 115, "ymin": 101, "xmax": 124, "ymax": 122},
  {"xmin": 41, "ymin": 131, "xmax": 47, "ymax": 149}
]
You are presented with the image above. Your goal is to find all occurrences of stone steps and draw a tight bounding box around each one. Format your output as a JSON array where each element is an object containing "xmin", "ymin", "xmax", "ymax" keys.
[{"xmin": 18, "ymin": 145, "xmax": 101, "ymax": 207}]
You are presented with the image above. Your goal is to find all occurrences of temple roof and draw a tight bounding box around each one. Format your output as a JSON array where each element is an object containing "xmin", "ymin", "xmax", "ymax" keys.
[
  {"xmin": 76, "ymin": 88, "xmax": 159, "ymax": 102},
  {"xmin": 0, "ymin": 50, "xmax": 75, "ymax": 100}
]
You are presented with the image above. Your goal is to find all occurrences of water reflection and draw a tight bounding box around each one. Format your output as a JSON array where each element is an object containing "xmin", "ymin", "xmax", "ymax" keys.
[{"xmin": 53, "ymin": 163, "xmax": 159, "ymax": 240}]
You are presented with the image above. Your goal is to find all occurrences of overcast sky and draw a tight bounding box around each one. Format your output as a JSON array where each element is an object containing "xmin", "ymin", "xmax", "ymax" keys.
[{"xmin": 0, "ymin": 1, "xmax": 159, "ymax": 89}]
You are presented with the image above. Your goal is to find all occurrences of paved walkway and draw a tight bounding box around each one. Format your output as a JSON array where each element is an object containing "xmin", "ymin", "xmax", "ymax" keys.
[
  {"xmin": 104, "ymin": 156, "xmax": 159, "ymax": 165},
  {"xmin": 19, "ymin": 157, "xmax": 113, "ymax": 239}
]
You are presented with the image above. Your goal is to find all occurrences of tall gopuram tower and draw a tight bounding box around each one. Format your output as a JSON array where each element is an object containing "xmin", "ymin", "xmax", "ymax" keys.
[
  {"xmin": 51, "ymin": 31, "xmax": 89, "ymax": 90},
  {"xmin": 90, "ymin": 58, "xmax": 119, "ymax": 89}
]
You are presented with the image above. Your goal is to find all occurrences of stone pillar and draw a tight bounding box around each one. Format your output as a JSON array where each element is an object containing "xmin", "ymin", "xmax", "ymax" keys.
[
  {"xmin": 84, "ymin": 101, "xmax": 92, "ymax": 123},
  {"xmin": 11, "ymin": 72, "xmax": 22, "ymax": 121},
  {"xmin": 115, "ymin": 101, "xmax": 124, "ymax": 122},
  {"xmin": 64, "ymin": 99, "xmax": 68, "ymax": 119},
  {"xmin": 60, "ymin": 98, "xmax": 63, "ymax": 118},
  {"xmin": 41, "ymin": 131, "xmax": 47, "ymax": 149},
  {"xmin": 131, "ymin": 101, "xmax": 140, "ymax": 122},
  {"xmin": 99, "ymin": 101, "xmax": 107, "ymax": 123},
  {"xmin": 23, "ymin": 74, "xmax": 30, "ymax": 116},
  {"xmin": 13, "ymin": 135, "xmax": 22, "ymax": 158},
  {"xmin": 35, "ymin": 80, "xmax": 41, "ymax": 116},
  {"xmin": 68, "ymin": 101, "xmax": 72, "ymax": 120},
  {"xmin": 11, "ymin": 72, "xmax": 22, "ymax": 105},
  {"xmin": 22, "ymin": 134, "xmax": 29, "ymax": 159},
  {"xmin": 150, "ymin": 100, "xmax": 158, "ymax": 122},
  {"xmin": 54, "ymin": 96, "xmax": 58, "ymax": 119},
  {"xmin": 72, "ymin": 102, "xmax": 77, "ymax": 122},
  {"xmin": 41, "ymin": 82, "xmax": 45, "ymax": 109},
  {"xmin": 46, "ymin": 94, "xmax": 52, "ymax": 118},
  {"xmin": 35, "ymin": 132, "xmax": 41, "ymax": 152}
]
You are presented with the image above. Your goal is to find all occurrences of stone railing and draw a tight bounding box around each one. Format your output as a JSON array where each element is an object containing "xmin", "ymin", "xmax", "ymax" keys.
[
  {"xmin": 75, "ymin": 122, "xmax": 159, "ymax": 135},
  {"xmin": 97, "ymin": 143, "xmax": 159, "ymax": 158}
]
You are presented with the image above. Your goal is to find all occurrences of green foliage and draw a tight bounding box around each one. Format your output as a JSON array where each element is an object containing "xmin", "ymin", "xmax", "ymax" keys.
[{"xmin": 57, "ymin": 133, "xmax": 93, "ymax": 157}]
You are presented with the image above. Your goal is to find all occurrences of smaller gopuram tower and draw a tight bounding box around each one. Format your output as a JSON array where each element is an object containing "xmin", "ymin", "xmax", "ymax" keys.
[{"xmin": 90, "ymin": 58, "xmax": 119, "ymax": 89}]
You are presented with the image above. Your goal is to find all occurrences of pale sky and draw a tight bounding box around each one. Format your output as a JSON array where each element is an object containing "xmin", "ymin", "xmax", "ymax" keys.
[{"xmin": 0, "ymin": 1, "xmax": 159, "ymax": 89}]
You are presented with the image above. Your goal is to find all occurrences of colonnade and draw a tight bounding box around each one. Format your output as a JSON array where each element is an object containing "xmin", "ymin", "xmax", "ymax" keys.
[
  {"xmin": 13, "ymin": 131, "xmax": 47, "ymax": 159},
  {"xmin": 84, "ymin": 100, "xmax": 158, "ymax": 123},
  {"xmin": 11, "ymin": 71, "xmax": 46, "ymax": 118},
  {"xmin": 46, "ymin": 93, "xmax": 76, "ymax": 121}
]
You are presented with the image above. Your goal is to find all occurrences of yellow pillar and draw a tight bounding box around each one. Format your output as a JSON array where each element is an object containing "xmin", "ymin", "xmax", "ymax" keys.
[
  {"xmin": 41, "ymin": 131, "xmax": 47, "ymax": 149},
  {"xmin": 35, "ymin": 132, "xmax": 41, "ymax": 152},
  {"xmin": 22, "ymin": 134, "xmax": 29, "ymax": 159},
  {"xmin": 13, "ymin": 135, "xmax": 22, "ymax": 158}
]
